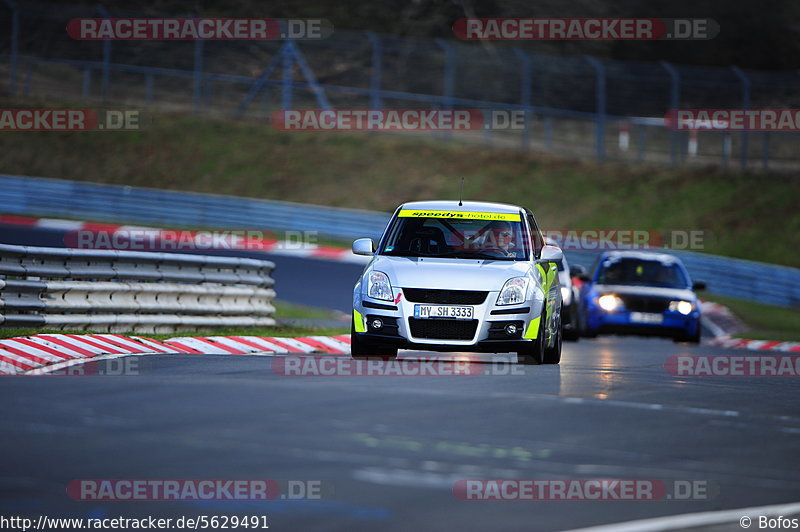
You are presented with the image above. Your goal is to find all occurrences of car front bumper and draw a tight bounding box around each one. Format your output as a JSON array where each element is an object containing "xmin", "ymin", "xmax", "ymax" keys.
[
  {"xmin": 354, "ymin": 291, "xmax": 545, "ymax": 353},
  {"xmin": 586, "ymin": 308, "xmax": 700, "ymax": 338}
]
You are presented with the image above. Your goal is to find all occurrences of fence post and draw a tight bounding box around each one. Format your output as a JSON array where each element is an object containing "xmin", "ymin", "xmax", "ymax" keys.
[
  {"xmin": 282, "ymin": 40, "xmax": 293, "ymax": 110},
  {"xmin": 96, "ymin": 6, "xmax": 112, "ymax": 102},
  {"xmin": 2, "ymin": 0, "xmax": 19, "ymax": 96},
  {"xmin": 145, "ymin": 72, "xmax": 153, "ymax": 105},
  {"xmin": 365, "ymin": 31, "xmax": 382, "ymax": 110},
  {"xmin": 637, "ymin": 124, "xmax": 646, "ymax": 162},
  {"xmin": 585, "ymin": 56, "xmax": 606, "ymax": 162},
  {"xmin": 82, "ymin": 68, "xmax": 91, "ymax": 99},
  {"xmin": 762, "ymin": 132, "xmax": 770, "ymax": 171},
  {"xmin": 193, "ymin": 15, "xmax": 204, "ymax": 115},
  {"xmin": 660, "ymin": 61, "xmax": 681, "ymax": 165},
  {"xmin": 731, "ymin": 66, "xmax": 750, "ymax": 171},
  {"xmin": 513, "ymin": 48, "xmax": 532, "ymax": 150},
  {"xmin": 436, "ymin": 39, "xmax": 455, "ymax": 141}
]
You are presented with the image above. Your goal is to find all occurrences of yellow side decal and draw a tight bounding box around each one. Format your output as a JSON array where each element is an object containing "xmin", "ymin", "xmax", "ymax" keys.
[
  {"xmin": 523, "ymin": 316, "xmax": 541, "ymax": 339},
  {"xmin": 398, "ymin": 209, "xmax": 521, "ymax": 221},
  {"xmin": 353, "ymin": 309, "xmax": 366, "ymax": 333}
]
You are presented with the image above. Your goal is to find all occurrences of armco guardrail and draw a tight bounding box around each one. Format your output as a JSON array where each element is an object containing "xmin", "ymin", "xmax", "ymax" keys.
[
  {"xmin": 0, "ymin": 244, "xmax": 276, "ymax": 333},
  {"xmin": 1, "ymin": 174, "xmax": 798, "ymax": 308},
  {"xmin": 0, "ymin": 174, "xmax": 390, "ymax": 243}
]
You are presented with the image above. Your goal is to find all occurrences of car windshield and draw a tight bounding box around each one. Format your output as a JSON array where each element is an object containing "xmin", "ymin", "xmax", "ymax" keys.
[
  {"xmin": 596, "ymin": 258, "xmax": 689, "ymax": 288},
  {"xmin": 380, "ymin": 211, "xmax": 530, "ymax": 261}
]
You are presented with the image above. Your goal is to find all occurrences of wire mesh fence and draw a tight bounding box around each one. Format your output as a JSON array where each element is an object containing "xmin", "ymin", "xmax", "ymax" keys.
[{"xmin": 2, "ymin": 1, "xmax": 800, "ymax": 171}]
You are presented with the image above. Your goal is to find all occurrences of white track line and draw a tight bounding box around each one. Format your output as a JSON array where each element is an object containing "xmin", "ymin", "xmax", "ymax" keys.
[{"xmin": 567, "ymin": 501, "xmax": 800, "ymax": 532}]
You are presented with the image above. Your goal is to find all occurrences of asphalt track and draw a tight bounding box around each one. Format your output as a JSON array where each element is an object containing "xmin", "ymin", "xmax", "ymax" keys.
[{"xmin": 2, "ymin": 224, "xmax": 799, "ymax": 531}]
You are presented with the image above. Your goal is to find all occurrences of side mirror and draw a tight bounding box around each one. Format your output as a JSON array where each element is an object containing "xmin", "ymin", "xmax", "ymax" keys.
[
  {"xmin": 692, "ymin": 281, "xmax": 707, "ymax": 291},
  {"xmin": 539, "ymin": 244, "xmax": 563, "ymax": 263},
  {"xmin": 352, "ymin": 238, "xmax": 375, "ymax": 256},
  {"xmin": 569, "ymin": 264, "xmax": 586, "ymax": 278}
]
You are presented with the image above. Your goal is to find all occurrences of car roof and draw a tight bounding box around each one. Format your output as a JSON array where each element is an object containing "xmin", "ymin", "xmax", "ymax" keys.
[
  {"xmin": 600, "ymin": 250, "xmax": 683, "ymax": 264},
  {"xmin": 399, "ymin": 200, "xmax": 524, "ymax": 214}
]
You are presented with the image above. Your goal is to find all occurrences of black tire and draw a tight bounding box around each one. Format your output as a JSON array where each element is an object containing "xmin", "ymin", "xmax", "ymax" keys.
[
  {"xmin": 563, "ymin": 326, "xmax": 580, "ymax": 342},
  {"xmin": 517, "ymin": 316, "xmax": 546, "ymax": 365},
  {"xmin": 673, "ymin": 327, "xmax": 701, "ymax": 345},
  {"xmin": 578, "ymin": 306, "xmax": 598, "ymax": 338},
  {"xmin": 544, "ymin": 315, "xmax": 562, "ymax": 364},
  {"xmin": 351, "ymin": 320, "xmax": 398, "ymax": 359}
]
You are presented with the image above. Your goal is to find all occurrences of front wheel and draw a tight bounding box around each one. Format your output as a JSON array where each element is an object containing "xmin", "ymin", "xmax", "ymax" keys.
[
  {"xmin": 543, "ymin": 315, "xmax": 562, "ymax": 364},
  {"xmin": 517, "ymin": 316, "xmax": 546, "ymax": 365},
  {"xmin": 351, "ymin": 320, "xmax": 398, "ymax": 359}
]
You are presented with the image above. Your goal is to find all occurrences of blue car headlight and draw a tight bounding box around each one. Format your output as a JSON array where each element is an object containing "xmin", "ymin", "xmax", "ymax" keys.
[{"xmin": 669, "ymin": 300, "xmax": 695, "ymax": 315}]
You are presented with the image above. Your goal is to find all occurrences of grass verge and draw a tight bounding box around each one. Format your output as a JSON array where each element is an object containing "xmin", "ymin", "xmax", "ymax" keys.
[
  {"xmin": 704, "ymin": 294, "xmax": 800, "ymax": 342},
  {"xmin": 1, "ymin": 100, "xmax": 798, "ymax": 267}
]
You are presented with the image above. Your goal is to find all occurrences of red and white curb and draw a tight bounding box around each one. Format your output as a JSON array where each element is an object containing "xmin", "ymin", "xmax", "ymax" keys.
[
  {"xmin": 699, "ymin": 299, "xmax": 800, "ymax": 352},
  {"xmin": 705, "ymin": 336, "xmax": 800, "ymax": 353},
  {"xmin": 0, "ymin": 215, "xmax": 367, "ymax": 264},
  {"xmin": 0, "ymin": 333, "xmax": 352, "ymax": 375}
]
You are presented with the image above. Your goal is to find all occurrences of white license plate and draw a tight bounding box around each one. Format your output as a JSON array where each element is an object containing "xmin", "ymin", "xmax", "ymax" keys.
[
  {"xmin": 414, "ymin": 305, "xmax": 474, "ymax": 319},
  {"xmin": 630, "ymin": 312, "xmax": 664, "ymax": 324}
]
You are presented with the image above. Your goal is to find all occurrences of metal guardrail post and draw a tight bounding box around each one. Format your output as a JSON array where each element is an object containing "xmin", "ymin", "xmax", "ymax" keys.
[
  {"xmin": 731, "ymin": 66, "xmax": 751, "ymax": 171},
  {"xmin": 365, "ymin": 31, "xmax": 383, "ymax": 111},
  {"xmin": 585, "ymin": 56, "xmax": 606, "ymax": 162},
  {"xmin": 82, "ymin": 68, "xmax": 91, "ymax": 99},
  {"xmin": 236, "ymin": 47, "xmax": 285, "ymax": 118},
  {"xmin": 287, "ymin": 40, "xmax": 331, "ymax": 110},
  {"xmin": 513, "ymin": 48, "xmax": 532, "ymax": 150},
  {"xmin": 22, "ymin": 60, "xmax": 31, "ymax": 96},
  {"xmin": 722, "ymin": 132, "xmax": 731, "ymax": 168},
  {"xmin": 762, "ymin": 132, "xmax": 770, "ymax": 171},
  {"xmin": 282, "ymin": 39, "xmax": 293, "ymax": 110},
  {"xmin": 96, "ymin": 5, "xmax": 112, "ymax": 102},
  {"xmin": 637, "ymin": 124, "xmax": 646, "ymax": 162},
  {"xmin": 2, "ymin": 0, "xmax": 19, "ymax": 96},
  {"xmin": 436, "ymin": 39, "xmax": 455, "ymax": 141},
  {"xmin": 660, "ymin": 61, "xmax": 681, "ymax": 165},
  {"xmin": 145, "ymin": 72, "xmax": 154, "ymax": 104},
  {"xmin": 544, "ymin": 114, "xmax": 553, "ymax": 147},
  {"xmin": 193, "ymin": 15, "xmax": 205, "ymax": 115}
]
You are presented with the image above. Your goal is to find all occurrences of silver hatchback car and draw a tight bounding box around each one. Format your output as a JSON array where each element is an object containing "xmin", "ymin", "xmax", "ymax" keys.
[{"xmin": 351, "ymin": 200, "xmax": 564, "ymax": 364}]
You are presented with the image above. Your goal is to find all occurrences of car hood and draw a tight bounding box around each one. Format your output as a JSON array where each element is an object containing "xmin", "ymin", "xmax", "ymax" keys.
[
  {"xmin": 595, "ymin": 284, "xmax": 697, "ymax": 301},
  {"xmin": 373, "ymin": 256, "xmax": 532, "ymax": 291}
]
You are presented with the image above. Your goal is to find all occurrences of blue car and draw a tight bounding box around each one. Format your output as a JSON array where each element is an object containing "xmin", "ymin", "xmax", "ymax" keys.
[{"xmin": 577, "ymin": 251, "xmax": 704, "ymax": 343}]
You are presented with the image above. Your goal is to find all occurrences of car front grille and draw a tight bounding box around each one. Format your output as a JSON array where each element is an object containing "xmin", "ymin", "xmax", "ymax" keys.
[
  {"xmin": 408, "ymin": 318, "xmax": 479, "ymax": 340},
  {"xmin": 619, "ymin": 295, "xmax": 670, "ymax": 313},
  {"xmin": 403, "ymin": 288, "xmax": 488, "ymax": 305}
]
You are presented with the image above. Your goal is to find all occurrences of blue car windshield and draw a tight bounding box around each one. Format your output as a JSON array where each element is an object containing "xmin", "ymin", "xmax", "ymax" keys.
[
  {"xmin": 596, "ymin": 258, "xmax": 689, "ymax": 289},
  {"xmin": 380, "ymin": 213, "xmax": 530, "ymax": 261}
]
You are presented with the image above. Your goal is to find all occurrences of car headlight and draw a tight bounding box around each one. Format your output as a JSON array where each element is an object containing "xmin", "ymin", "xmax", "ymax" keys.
[
  {"xmin": 497, "ymin": 277, "xmax": 530, "ymax": 306},
  {"xmin": 669, "ymin": 300, "xmax": 694, "ymax": 315},
  {"xmin": 597, "ymin": 294, "xmax": 623, "ymax": 312},
  {"xmin": 367, "ymin": 270, "xmax": 393, "ymax": 301},
  {"xmin": 560, "ymin": 286, "xmax": 571, "ymax": 304}
]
